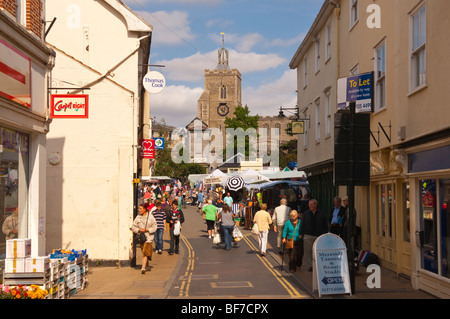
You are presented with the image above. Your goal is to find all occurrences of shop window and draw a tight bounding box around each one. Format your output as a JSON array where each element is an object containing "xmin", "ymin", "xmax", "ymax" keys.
[
  {"xmin": 419, "ymin": 179, "xmax": 438, "ymax": 274},
  {"xmin": 439, "ymin": 179, "xmax": 450, "ymax": 279},
  {"xmin": 0, "ymin": 127, "xmax": 29, "ymax": 256},
  {"xmin": 375, "ymin": 182, "xmax": 395, "ymax": 239},
  {"xmin": 402, "ymin": 182, "xmax": 410, "ymax": 242}
]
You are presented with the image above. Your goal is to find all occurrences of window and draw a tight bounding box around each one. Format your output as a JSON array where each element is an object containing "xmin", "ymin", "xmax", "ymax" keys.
[
  {"xmin": 375, "ymin": 41, "xmax": 386, "ymax": 111},
  {"xmin": 15, "ymin": 0, "xmax": 26, "ymax": 26},
  {"xmin": 315, "ymin": 39, "xmax": 320, "ymax": 73},
  {"xmin": 419, "ymin": 178, "xmax": 450, "ymax": 278},
  {"xmin": 350, "ymin": 0, "xmax": 359, "ymax": 28},
  {"xmin": 315, "ymin": 99, "xmax": 320, "ymax": 142},
  {"xmin": 220, "ymin": 85, "xmax": 227, "ymax": 99},
  {"xmin": 411, "ymin": 5, "xmax": 426, "ymax": 90},
  {"xmin": 303, "ymin": 58, "xmax": 307, "ymax": 88},
  {"xmin": 0, "ymin": 127, "xmax": 29, "ymax": 256},
  {"xmin": 325, "ymin": 22, "xmax": 331, "ymax": 61},
  {"xmin": 324, "ymin": 90, "xmax": 331, "ymax": 137},
  {"xmin": 375, "ymin": 182, "xmax": 395, "ymax": 239},
  {"xmin": 303, "ymin": 110, "xmax": 308, "ymax": 148}
]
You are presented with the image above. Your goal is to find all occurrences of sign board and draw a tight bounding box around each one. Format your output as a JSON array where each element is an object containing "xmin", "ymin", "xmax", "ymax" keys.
[
  {"xmin": 313, "ymin": 233, "xmax": 351, "ymax": 297},
  {"xmin": 291, "ymin": 121, "xmax": 305, "ymax": 134},
  {"xmin": 337, "ymin": 72, "xmax": 373, "ymax": 113},
  {"xmin": 204, "ymin": 177, "xmax": 222, "ymax": 185},
  {"xmin": 50, "ymin": 94, "xmax": 89, "ymax": 118},
  {"xmin": 154, "ymin": 137, "xmax": 165, "ymax": 149},
  {"xmin": 143, "ymin": 71, "xmax": 165, "ymax": 94},
  {"xmin": 140, "ymin": 139, "xmax": 155, "ymax": 159},
  {"xmin": 0, "ymin": 36, "xmax": 31, "ymax": 108}
]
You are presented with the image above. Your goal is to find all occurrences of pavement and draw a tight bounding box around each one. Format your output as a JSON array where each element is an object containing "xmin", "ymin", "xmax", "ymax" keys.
[{"xmin": 72, "ymin": 206, "xmax": 438, "ymax": 300}]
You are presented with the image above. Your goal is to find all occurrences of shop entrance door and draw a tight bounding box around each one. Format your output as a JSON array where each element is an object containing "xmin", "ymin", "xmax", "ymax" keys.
[{"xmin": 373, "ymin": 182, "xmax": 398, "ymax": 271}]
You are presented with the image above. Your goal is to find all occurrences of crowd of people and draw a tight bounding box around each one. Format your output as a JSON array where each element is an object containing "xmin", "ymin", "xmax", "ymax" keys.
[{"xmin": 132, "ymin": 180, "xmax": 359, "ymax": 275}]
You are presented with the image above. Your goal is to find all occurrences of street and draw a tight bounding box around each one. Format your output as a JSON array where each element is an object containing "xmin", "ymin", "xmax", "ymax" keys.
[{"xmin": 167, "ymin": 204, "xmax": 311, "ymax": 299}]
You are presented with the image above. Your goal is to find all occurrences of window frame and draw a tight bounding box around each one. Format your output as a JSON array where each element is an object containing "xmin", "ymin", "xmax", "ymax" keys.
[
  {"xmin": 350, "ymin": 0, "xmax": 359, "ymax": 29},
  {"xmin": 374, "ymin": 40, "xmax": 386, "ymax": 112},
  {"xmin": 410, "ymin": 3, "xmax": 427, "ymax": 92}
]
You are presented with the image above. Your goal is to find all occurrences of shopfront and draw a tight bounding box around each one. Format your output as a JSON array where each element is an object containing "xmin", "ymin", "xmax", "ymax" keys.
[
  {"xmin": 408, "ymin": 142, "xmax": 450, "ymax": 297},
  {"xmin": 0, "ymin": 127, "xmax": 29, "ymax": 255},
  {"xmin": 0, "ymin": 10, "xmax": 55, "ymax": 259}
]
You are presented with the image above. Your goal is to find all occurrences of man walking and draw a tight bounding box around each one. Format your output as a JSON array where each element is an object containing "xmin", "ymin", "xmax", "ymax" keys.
[
  {"xmin": 299, "ymin": 199, "xmax": 329, "ymax": 271},
  {"xmin": 272, "ymin": 198, "xmax": 291, "ymax": 254}
]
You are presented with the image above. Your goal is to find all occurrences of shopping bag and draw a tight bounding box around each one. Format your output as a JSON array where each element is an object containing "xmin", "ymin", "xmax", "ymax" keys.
[
  {"xmin": 252, "ymin": 223, "xmax": 259, "ymax": 235},
  {"xmin": 213, "ymin": 233, "xmax": 221, "ymax": 244},
  {"xmin": 173, "ymin": 221, "xmax": 181, "ymax": 236},
  {"xmin": 233, "ymin": 226, "xmax": 243, "ymax": 241}
]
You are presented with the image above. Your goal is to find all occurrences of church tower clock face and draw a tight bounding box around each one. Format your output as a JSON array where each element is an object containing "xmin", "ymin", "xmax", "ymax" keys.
[{"xmin": 217, "ymin": 103, "xmax": 229, "ymax": 116}]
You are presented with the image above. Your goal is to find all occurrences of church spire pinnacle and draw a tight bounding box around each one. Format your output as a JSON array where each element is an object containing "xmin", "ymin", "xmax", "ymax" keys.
[{"xmin": 217, "ymin": 32, "xmax": 230, "ymax": 70}]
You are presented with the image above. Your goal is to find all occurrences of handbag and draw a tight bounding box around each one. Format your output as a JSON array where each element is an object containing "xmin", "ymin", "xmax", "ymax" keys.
[
  {"xmin": 285, "ymin": 221, "xmax": 299, "ymax": 250},
  {"xmin": 134, "ymin": 214, "xmax": 149, "ymax": 245}
]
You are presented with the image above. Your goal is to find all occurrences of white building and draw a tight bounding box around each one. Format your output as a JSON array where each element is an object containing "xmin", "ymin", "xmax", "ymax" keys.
[{"xmin": 45, "ymin": 0, "xmax": 152, "ymax": 263}]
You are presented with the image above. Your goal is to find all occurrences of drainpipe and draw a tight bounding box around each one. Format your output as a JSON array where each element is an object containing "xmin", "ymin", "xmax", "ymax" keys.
[{"xmin": 334, "ymin": 5, "xmax": 341, "ymax": 79}]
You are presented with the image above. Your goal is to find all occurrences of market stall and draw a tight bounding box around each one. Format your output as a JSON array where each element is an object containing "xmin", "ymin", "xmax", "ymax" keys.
[{"xmin": 1, "ymin": 238, "xmax": 88, "ymax": 299}]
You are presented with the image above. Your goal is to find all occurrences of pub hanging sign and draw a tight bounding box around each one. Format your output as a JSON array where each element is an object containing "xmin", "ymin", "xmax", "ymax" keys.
[{"xmin": 50, "ymin": 94, "xmax": 89, "ymax": 118}]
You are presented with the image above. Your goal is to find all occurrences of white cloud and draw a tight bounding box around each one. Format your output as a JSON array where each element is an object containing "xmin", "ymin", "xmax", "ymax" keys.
[
  {"xmin": 150, "ymin": 85, "xmax": 204, "ymax": 127},
  {"xmin": 125, "ymin": 0, "xmax": 221, "ymax": 5},
  {"xmin": 243, "ymin": 70, "xmax": 297, "ymax": 117},
  {"xmin": 155, "ymin": 49, "xmax": 286, "ymax": 84},
  {"xmin": 137, "ymin": 10, "xmax": 194, "ymax": 46}
]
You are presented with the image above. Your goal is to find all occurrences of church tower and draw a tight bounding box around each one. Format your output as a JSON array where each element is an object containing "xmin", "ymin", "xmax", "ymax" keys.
[{"xmin": 197, "ymin": 34, "xmax": 242, "ymax": 132}]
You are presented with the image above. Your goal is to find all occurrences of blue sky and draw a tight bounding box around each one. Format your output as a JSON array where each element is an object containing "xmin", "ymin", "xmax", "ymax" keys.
[{"xmin": 122, "ymin": 0, "xmax": 325, "ymax": 127}]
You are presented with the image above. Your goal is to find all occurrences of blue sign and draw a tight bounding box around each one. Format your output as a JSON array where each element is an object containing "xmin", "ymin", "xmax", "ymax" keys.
[
  {"xmin": 153, "ymin": 137, "xmax": 165, "ymax": 150},
  {"xmin": 337, "ymin": 72, "xmax": 373, "ymax": 113},
  {"xmin": 288, "ymin": 161, "xmax": 298, "ymax": 168}
]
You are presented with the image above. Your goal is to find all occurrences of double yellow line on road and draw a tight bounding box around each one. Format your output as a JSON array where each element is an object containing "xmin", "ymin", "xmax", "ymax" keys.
[
  {"xmin": 179, "ymin": 234, "xmax": 194, "ymax": 297},
  {"xmin": 242, "ymin": 234, "xmax": 305, "ymax": 299}
]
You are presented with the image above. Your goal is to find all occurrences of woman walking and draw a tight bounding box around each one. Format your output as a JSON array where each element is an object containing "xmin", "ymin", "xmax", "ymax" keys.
[
  {"xmin": 132, "ymin": 203, "xmax": 157, "ymax": 274},
  {"xmin": 282, "ymin": 210, "xmax": 303, "ymax": 272},
  {"xmin": 253, "ymin": 203, "xmax": 272, "ymax": 256},
  {"xmin": 202, "ymin": 199, "xmax": 218, "ymax": 239},
  {"xmin": 218, "ymin": 204, "xmax": 237, "ymax": 250}
]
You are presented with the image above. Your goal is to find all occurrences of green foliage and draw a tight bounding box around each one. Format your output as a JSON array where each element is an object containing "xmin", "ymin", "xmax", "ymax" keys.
[{"xmin": 224, "ymin": 105, "xmax": 260, "ymax": 160}]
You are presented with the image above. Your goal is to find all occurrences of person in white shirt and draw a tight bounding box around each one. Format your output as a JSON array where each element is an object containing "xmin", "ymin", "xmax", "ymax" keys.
[{"xmin": 272, "ymin": 199, "xmax": 292, "ymax": 254}]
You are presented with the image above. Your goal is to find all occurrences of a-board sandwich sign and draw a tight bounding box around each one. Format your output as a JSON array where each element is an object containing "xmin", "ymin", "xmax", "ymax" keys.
[{"xmin": 312, "ymin": 233, "xmax": 351, "ymax": 297}]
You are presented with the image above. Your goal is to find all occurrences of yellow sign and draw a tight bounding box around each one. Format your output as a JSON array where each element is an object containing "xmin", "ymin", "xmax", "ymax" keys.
[{"xmin": 291, "ymin": 121, "xmax": 305, "ymax": 134}]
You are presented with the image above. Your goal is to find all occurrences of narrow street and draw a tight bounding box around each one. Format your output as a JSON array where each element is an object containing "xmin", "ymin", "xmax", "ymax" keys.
[{"xmin": 167, "ymin": 204, "xmax": 311, "ymax": 299}]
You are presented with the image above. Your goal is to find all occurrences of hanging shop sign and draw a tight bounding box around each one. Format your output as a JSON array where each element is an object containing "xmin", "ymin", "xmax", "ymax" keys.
[
  {"xmin": 313, "ymin": 233, "xmax": 351, "ymax": 297},
  {"xmin": 50, "ymin": 94, "xmax": 89, "ymax": 118},
  {"xmin": 153, "ymin": 137, "xmax": 165, "ymax": 149},
  {"xmin": 140, "ymin": 139, "xmax": 155, "ymax": 159},
  {"xmin": 0, "ymin": 36, "xmax": 31, "ymax": 108},
  {"xmin": 337, "ymin": 72, "xmax": 374, "ymax": 113},
  {"xmin": 143, "ymin": 71, "xmax": 165, "ymax": 94},
  {"xmin": 291, "ymin": 121, "xmax": 305, "ymax": 134}
]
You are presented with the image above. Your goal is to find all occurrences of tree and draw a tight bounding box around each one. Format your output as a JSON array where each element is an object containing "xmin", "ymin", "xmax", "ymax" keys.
[
  {"xmin": 224, "ymin": 105, "xmax": 260, "ymax": 160},
  {"xmin": 279, "ymin": 139, "xmax": 298, "ymax": 169}
]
